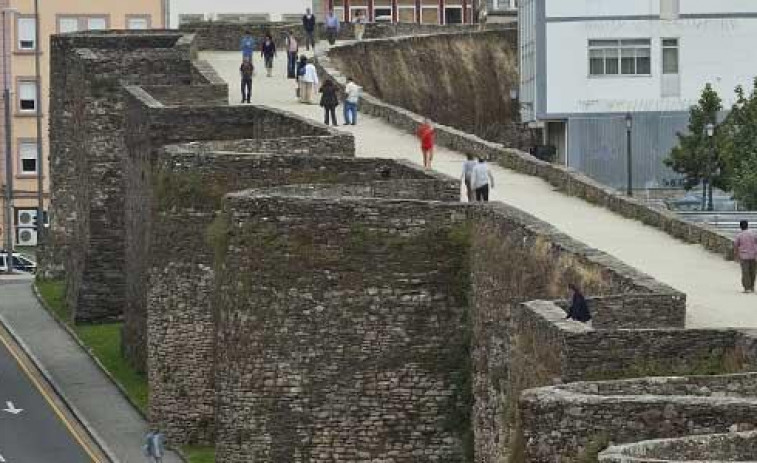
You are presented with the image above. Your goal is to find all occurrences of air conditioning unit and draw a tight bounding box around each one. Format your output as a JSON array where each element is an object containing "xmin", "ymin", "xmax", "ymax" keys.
[
  {"xmin": 16, "ymin": 227, "xmax": 37, "ymax": 246},
  {"xmin": 16, "ymin": 209, "xmax": 37, "ymax": 227}
]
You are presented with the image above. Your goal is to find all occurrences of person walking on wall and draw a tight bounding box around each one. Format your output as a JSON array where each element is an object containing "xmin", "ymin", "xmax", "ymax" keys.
[
  {"xmin": 300, "ymin": 58, "xmax": 319, "ymax": 104},
  {"xmin": 325, "ymin": 8, "xmax": 340, "ymax": 45},
  {"xmin": 302, "ymin": 8, "xmax": 317, "ymax": 51},
  {"xmin": 239, "ymin": 56, "xmax": 254, "ymax": 104},
  {"xmin": 343, "ymin": 77, "xmax": 361, "ymax": 125},
  {"xmin": 261, "ymin": 34, "xmax": 276, "ymax": 77},
  {"xmin": 240, "ymin": 30, "xmax": 256, "ymax": 60},
  {"xmin": 143, "ymin": 428, "xmax": 166, "ymax": 463},
  {"xmin": 416, "ymin": 119, "xmax": 435, "ymax": 168},
  {"xmin": 565, "ymin": 284, "xmax": 592, "ymax": 323},
  {"xmin": 471, "ymin": 157, "xmax": 495, "ymax": 202},
  {"xmin": 461, "ymin": 154, "xmax": 476, "ymax": 202},
  {"xmin": 286, "ymin": 31, "xmax": 299, "ymax": 79},
  {"xmin": 320, "ymin": 79, "xmax": 339, "ymax": 126},
  {"xmin": 295, "ymin": 55, "xmax": 308, "ymax": 99},
  {"xmin": 734, "ymin": 220, "xmax": 757, "ymax": 293},
  {"xmin": 353, "ymin": 10, "xmax": 367, "ymax": 41}
]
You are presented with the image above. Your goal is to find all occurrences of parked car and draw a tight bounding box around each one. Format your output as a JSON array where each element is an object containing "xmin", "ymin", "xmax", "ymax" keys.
[{"xmin": 0, "ymin": 251, "xmax": 37, "ymax": 273}]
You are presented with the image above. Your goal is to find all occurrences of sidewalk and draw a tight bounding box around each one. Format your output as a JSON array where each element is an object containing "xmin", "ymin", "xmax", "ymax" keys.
[
  {"xmin": 0, "ymin": 279, "xmax": 182, "ymax": 463},
  {"xmin": 203, "ymin": 48, "xmax": 755, "ymax": 330}
]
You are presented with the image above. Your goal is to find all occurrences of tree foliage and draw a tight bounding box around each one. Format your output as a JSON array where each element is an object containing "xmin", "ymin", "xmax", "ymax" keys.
[
  {"xmin": 664, "ymin": 84, "xmax": 723, "ymax": 193},
  {"xmin": 720, "ymin": 79, "xmax": 757, "ymax": 209}
]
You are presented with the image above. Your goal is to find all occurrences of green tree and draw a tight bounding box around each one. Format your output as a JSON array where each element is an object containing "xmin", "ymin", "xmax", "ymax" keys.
[
  {"xmin": 664, "ymin": 83, "xmax": 723, "ymax": 209},
  {"xmin": 720, "ymin": 79, "xmax": 757, "ymax": 209}
]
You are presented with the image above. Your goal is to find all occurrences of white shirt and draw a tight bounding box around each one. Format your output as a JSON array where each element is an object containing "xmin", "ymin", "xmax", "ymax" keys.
[
  {"xmin": 471, "ymin": 162, "xmax": 494, "ymax": 190},
  {"xmin": 345, "ymin": 81, "xmax": 361, "ymax": 103},
  {"xmin": 302, "ymin": 64, "xmax": 319, "ymax": 85}
]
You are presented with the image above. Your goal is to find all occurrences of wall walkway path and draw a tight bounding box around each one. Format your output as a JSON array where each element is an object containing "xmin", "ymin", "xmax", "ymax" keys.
[{"xmin": 202, "ymin": 48, "xmax": 753, "ymax": 329}]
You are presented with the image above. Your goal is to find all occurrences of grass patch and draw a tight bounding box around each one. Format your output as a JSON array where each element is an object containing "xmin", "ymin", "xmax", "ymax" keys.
[
  {"xmin": 35, "ymin": 280, "xmax": 148, "ymax": 413},
  {"xmin": 75, "ymin": 324, "xmax": 148, "ymax": 413},
  {"xmin": 183, "ymin": 445, "xmax": 216, "ymax": 463},
  {"xmin": 36, "ymin": 279, "xmax": 70, "ymax": 321}
]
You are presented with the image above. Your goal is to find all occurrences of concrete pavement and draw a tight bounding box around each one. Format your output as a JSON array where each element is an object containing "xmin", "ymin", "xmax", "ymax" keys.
[
  {"xmin": 203, "ymin": 48, "xmax": 756, "ymax": 329},
  {"xmin": 0, "ymin": 279, "xmax": 182, "ymax": 463}
]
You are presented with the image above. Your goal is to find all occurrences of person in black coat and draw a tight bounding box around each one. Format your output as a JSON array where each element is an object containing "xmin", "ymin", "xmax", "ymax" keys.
[
  {"xmin": 319, "ymin": 79, "xmax": 339, "ymax": 126},
  {"xmin": 566, "ymin": 283, "xmax": 591, "ymax": 323}
]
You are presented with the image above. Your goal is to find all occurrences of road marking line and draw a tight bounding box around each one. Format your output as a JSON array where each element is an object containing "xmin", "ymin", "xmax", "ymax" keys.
[
  {"xmin": 0, "ymin": 327, "xmax": 102, "ymax": 462},
  {"xmin": 2, "ymin": 401, "xmax": 22, "ymax": 415}
]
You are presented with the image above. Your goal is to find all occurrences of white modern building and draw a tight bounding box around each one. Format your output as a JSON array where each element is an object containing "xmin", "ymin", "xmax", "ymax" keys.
[
  {"xmin": 168, "ymin": 0, "xmax": 312, "ymax": 27},
  {"xmin": 519, "ymin": 0, "xmax": 757, "ymax": 189}
]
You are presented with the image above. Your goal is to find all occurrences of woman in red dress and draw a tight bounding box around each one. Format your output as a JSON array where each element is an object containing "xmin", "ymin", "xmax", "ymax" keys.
[{"xmin": 416, "ymin": 119, "xmax": 435, "ymax": 168}]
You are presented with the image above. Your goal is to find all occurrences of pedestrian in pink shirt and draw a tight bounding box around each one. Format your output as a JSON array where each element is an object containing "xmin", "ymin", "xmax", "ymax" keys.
[{"xmin": 734, "ymin": 220, "xmax": 757, "ymax": 293}]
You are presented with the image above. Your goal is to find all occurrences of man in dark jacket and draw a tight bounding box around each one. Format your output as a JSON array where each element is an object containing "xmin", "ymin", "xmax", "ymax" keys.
[
  {"xmin": 302, "ymin": 8, "xmax": 316, "ymax": 51},
  {"xmin": 239, "ymin": 57, "xmax": 253, "ymax": 104}
]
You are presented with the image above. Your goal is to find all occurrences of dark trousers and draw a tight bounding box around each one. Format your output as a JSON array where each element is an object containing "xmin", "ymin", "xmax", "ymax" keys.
[
  {"xmin": 475, "ymin": 184, "xmax": 490, "ymax": 202},
  {"xmin": 305, "ymin": 30, "xmax": 316, "ymax": 50},
  {"xmin": 324, "ymin": 105, "xmax": 337, "ymax": 125},
  {"xmin": 741, "ymin": 259, "xmax": 757, "ymax": 291},
  {"xmin": 287, "ymin": 52, "xmax": 297, "ymax": 78},
  {"xmin": 264, "ymin": 55, "xmax": 274, "ymax": 69},
  {"xmin": 241, "ymin": 78, "xmax": 252, "ymax": 102},
  {"xmin": 327, "ymin": 27, "xmax": 338, "ymax": 45}
]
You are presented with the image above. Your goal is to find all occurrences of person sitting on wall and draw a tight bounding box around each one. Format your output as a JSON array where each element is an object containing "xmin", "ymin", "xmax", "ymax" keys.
[{"xmin": 566, "ymin": 283, "xmax": 592, "ymax": 323}]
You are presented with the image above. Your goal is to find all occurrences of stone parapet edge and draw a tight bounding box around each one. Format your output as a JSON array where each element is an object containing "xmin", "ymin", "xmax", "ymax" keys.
[
  {"xmin": 315, "ymin": 40, "xmax": 735, "ymax": 261},
  {"xmin": 30, "ymin": 282, "xmax": 188, "ymax": 463}
]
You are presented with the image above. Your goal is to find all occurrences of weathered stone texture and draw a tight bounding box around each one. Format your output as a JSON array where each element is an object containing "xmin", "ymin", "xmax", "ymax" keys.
[
  {"xmin": 523, "ymin": 373, "xmax": 757, "ymax": 461},
  {"xmin": 47, "ymin": 32, "xmax": 196, "ymax": 322},
  {"xmin": 327, "ymin": 30, "xmax": 525, "ymax": 148},
  {"xmin": 466, "ymin": 203, "xmax": 685, "ymax": 463},
  {"xmin": 600, "ymin": 430, "xmax": 757, "ymax": 462},
  {"xmin": 179, "ymin": 20, "xmax": 510, "ymax": 51},
  {"xmin": 213, "ymin": 194, "xmax": 471, "ymax": 462},
  {"xmin": 136, "ymin": 149, "xmax": 456, "ymax": 442}
]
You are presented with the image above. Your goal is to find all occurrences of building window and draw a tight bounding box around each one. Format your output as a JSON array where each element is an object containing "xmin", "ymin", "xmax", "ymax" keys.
[
  {"xmin": 18, "ymin": 141, "xmax": 37, "ymax": 175},
  {"xmin": 660, "ymin": 0, "xmax": 680, "ymax": 20},
  {"xmin": 17, "ymin": 17, "xmax": 36, "ymax": 50},
  {"xmin": 18, "ymin": 81, "xmax": 37, "ymax": 112},
  {"xmin": 127, "ymin": 16, "xmax": 150, "ymax": 30},
  {"xmin": 589, "ymin": 39, "xmax": 651, "ymax": 76},
  {"xmin": 662, "ymin": 38, "xmax": 679, "ymax": 74},
  {"xmin": 444, "ymin": 6, "xmax": 464, "ymax": 24},
  {"xmin": 58, "ymin": 17, "xmax": 79, "ymax": 33},
  {"xmin": 87, "ymin": 17, "xmax": 107, "ymax": 30}
]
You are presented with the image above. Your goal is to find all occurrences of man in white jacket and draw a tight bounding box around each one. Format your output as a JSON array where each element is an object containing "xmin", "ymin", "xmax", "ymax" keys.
[{"xmin": 300, "ymin": 59, "xmax": 319, "ymax": 104}]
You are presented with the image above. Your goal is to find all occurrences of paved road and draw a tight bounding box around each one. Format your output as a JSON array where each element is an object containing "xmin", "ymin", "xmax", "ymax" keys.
[
  {"xmin": 0, "ymin": 278, "xmax": 182, "ymax": 463},
  {"xmin": 0, "ymin": 282, "xmax": 101, "ymax": 462},
  {"xmin": 202, "ymin": 48, "xmax": 757, "ymax": 329}
]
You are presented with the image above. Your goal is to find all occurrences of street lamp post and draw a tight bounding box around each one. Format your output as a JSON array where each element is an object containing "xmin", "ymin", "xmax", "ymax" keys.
[
  {"xmin": 2, "ymin": 7, "xmax": 18, "ymax": 272},
  {"xmin": 705, "ymin": 122, "xmax": 715, "ymax": 212},
  {"xmin": 625, "ymin": 112, "xmax": 633, "ymax": 197}
]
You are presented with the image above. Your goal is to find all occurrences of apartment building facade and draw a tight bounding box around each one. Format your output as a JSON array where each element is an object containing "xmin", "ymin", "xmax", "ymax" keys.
[
  {"xmin": 323, "ymin": 0, "xmax": 475, "ymax": 24},
  {"xmin": 520, "ymin": 0, "xmax": 757, "ymax": 189},
  {"xmin": 0, "ymin": 0, "xmax": 163, "ymax": 248}
]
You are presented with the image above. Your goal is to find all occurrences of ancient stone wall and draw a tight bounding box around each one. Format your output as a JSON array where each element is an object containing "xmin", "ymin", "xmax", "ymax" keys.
[
  {"xmin": 134, "ymin": 148, "xmax": 456, "ymax": 442},
  {"xmin": 317, "ymin": 39, "xmax": 735, "ymax": 261},
  {"xmin": 466, "ymin": 203, "xmax": 686, "ymax": 463},
  {"xmin": 213, "ymin": 192, "xmax": 471, "ymax": 462},
  {"xmin": 47, "ymin": 32, "xmax": 196, "ymax": 321},
  {"xmin": 600, "ymin": 430, "xmax": 757, "ymax": 462},
  {"xmin": 514, "ymin": 301, "xmax": 757, "ymax": 461},
  {"xmin": 179, "ymin": 20, "xmax": 509, "ymax": 51},
  {"xmin": 522, "ymin": 372, "xmax": 757, "ymax": 461},
  {"xmin": 327, "ymin": 30, "xmax": 525, "ymax": 148}
]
